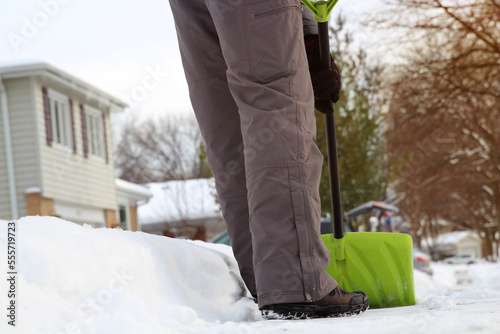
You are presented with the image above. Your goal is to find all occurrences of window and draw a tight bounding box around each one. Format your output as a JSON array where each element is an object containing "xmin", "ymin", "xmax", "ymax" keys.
[
  {"xmin": 119, "ymin": 205, "xmax": 129, "ymax": 230},
  {"xmin": 48, "ymin": 89, "xmax": 73, "ymax": 148},
  {"xmin": 84, "ymin": 106, "xmax": 106, "ymax": 159}
]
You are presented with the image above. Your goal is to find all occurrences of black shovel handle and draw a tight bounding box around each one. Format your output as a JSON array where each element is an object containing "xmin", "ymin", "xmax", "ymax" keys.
[{"xmin": 316, "ymin": 21, "xmax": 344, "ymax": 239}]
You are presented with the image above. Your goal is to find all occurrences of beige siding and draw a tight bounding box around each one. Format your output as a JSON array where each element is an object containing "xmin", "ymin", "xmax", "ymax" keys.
[
  {"xmin": 34, "ymin": 80, "xmax": 118, "ymax": 210},
  {"xmin": 1, "ymin": 78, "xmax": 39, "ymax": 219}
]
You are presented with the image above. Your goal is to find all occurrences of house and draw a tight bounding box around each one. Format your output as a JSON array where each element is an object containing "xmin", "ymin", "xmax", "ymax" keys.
[
  {"xmin": 138, "ymin": 178, "xmax": 225, "ymax": 240},
  {"xmin": 0, "ymin": 59, "xmax": 151, "ymax": 230},
  {"xmin": 424, "ymin": 231, "xmax": 482, "ymax": 259}
]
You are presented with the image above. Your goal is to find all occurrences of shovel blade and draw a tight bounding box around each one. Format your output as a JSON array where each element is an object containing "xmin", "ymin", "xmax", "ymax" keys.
[{"xmin": 321, "ymin": 232, "xmax": 416, "ymax": 308}]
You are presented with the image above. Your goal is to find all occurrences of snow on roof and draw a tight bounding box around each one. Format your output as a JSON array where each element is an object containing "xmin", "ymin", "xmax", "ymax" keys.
[
  {"xmin": 24, "ymin": 187, "xmax": 42, "ymax": 194},
  {"xmin": 138, "ymin": 178, "xmax": 221, "ymax": 224},
  {"xmin": 115, "ymin": 179, "xmax": 153, "ymax": 199},
  {"xmin": 435, "ymin": 231, "xmax": 480, "ymax": 245},
  {"xmin": 0, "ymin": 57, "xmax": 50, "ymax": 69}
]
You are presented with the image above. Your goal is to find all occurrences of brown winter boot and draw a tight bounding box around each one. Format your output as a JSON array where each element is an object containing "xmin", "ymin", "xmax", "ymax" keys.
[{"xmin": 260, "ymin": 286, "xmax": 369, "ymax": 320}]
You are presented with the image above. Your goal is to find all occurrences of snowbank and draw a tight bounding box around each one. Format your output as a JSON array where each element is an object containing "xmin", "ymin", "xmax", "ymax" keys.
[
  {"xmin": 0, "ymin": 217, "xmax": 255, "ymax": 334},
  {"xmin": 1, "ymin": 217, "xmax": 499, "ymax": 333}
]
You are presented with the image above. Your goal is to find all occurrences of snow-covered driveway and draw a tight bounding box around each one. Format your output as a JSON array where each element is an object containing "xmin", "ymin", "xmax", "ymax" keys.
[{"xmin": 1, "ymin": 216, "xmax": 499, "ymax": 333}]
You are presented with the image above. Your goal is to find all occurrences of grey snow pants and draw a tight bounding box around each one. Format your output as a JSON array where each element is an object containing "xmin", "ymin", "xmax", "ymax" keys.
[{"xmin": 168, "ymin": 0, "xmax": 337, "ymax": 307}]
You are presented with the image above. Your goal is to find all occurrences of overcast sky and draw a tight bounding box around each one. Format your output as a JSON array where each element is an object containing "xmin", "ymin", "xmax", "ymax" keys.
[{"xmin": 0, "ymin": 0, "xmax": 382, "ymax": 119}]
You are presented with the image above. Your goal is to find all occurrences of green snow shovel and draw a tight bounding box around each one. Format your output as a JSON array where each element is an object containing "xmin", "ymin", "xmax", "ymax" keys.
[{"xmin": 301, "ymin": 0, "xmax": 416, "ymax": 308}]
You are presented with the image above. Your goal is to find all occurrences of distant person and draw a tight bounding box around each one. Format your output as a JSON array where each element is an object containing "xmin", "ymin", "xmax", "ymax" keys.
[
  {"xmin": 385, "ymin": 211, "xmax": 393, "ymax": 232},
  {"xmin": 168, "ymin": 0, "xmax": 368, "ymax": 319}
]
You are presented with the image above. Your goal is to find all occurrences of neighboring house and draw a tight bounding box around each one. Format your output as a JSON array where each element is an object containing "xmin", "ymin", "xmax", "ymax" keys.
[
  {"xmin": 424, "ymin": 231, "xmax": 482, "ymax": 259},
  {"xmin": 115, "ymin": 178, "xmax": 153, "ymax": 230},
  {"xmin": 138, "ymin": 178, "xmax": 225, "ymax": 240},
  {"xmin": 0, "ymin": 59, "xmax": 151, "ymax": 229}
]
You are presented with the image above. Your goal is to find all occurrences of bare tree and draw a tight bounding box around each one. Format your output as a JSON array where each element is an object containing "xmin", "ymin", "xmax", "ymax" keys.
[
  {"xmin": 379, "ymin": 0, "xmax": 500, "ymax": 259},
  {"xmin": 114, "ymin": 114, "xmax": 205, "ymax": 183}
]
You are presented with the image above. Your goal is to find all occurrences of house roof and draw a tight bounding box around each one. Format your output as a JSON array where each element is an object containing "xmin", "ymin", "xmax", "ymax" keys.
[
  {"xmin": 435, "ymin": 231, "xmax": 480, "ymax": 245},
  {"xmin": 138, "ymin": 178, "xmax": 221, "ymax": 224},
  {"xmin": 115, "ymin": 179, "xmax": 153, "ymax": 200},
  {"xmin": 0, "ymin": 58, "xmax": 127, "ymax": 109}
]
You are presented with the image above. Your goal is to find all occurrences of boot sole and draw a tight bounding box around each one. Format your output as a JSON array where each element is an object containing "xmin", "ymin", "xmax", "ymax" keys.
[{"xmin": 261, "ymin": 300, "xmax": 369, "ymax": 320}]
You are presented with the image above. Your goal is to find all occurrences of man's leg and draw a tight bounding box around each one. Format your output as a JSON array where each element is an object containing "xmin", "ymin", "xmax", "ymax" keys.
[
  {"xmin": 169, "ymin": 0, "xmax": 257, "ymax": 297},
  {"xmin": 207, "ymin": 0, "xmax": 337, "ymax": 308}
]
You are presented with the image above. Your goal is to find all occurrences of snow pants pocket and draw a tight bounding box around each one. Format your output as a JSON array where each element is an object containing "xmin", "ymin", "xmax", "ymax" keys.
[{"xmin": 245, "ymin": 0, "xmax": 306, "ymax": 83}]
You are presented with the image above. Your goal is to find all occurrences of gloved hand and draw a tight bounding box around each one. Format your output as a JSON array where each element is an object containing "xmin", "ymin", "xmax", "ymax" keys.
[{"xmin": 305, "ymin": 34, "xmax": 341, "ymax": 112}]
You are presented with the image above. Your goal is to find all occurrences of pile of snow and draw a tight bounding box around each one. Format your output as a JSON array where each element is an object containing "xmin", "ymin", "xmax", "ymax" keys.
[
  {"xmin": 0, "ymin": 217, "xmax": 255, "ymax": 334},
  {"xmin": 1, "ymin": 216, "xmax": 499, "ymax": 333},
  {"xmin": 138, "ymin": 178, "xmax": 220, "ymax": 225}
]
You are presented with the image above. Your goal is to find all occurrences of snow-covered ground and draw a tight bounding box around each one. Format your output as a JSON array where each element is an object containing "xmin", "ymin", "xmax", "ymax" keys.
[{"xmin": 1, "ymin": 217, "xmax": 499, "ymax": 334}]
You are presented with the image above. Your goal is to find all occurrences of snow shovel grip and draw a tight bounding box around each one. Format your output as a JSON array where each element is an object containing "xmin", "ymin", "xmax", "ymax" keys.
[
  {"xmin": 301, "ymin": 0, "xmax": 340, "ymax": 22},
  {"xmin": 302, "ymin": 0, "xmax": 343, "ymax": 239}
]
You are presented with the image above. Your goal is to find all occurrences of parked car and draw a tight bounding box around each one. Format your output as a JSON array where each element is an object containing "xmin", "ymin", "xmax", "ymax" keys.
[
  {"xmin": 444, "ymin": 254, "xmax": 477, "ymax": 265},
  {"xmin": 319, "ymin": 214, "xmax": 353, "ymax": 234},
  {"xmin": 209, "ymin": 230, "xmax": 231, "ymax": 246},
  {"xmin": 413, "ymin": 247, "xmax": 433, "ymax": 275}
]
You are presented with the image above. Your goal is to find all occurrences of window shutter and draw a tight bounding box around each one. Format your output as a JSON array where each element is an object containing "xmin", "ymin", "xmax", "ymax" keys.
[
  {"xmin": 80, "ymin": 104, "xmax": 88, "ymax": 158},
  {"xmin": 42, "ymin": 87, "xmax": 52, "ymax": 146},
  {"xmin": 68, "ymin": 99, "xmax": 77, "ymax": 154},
  {"xmin": 101, "ymin": 111, "xmax": 109, "ymax": 164}
]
